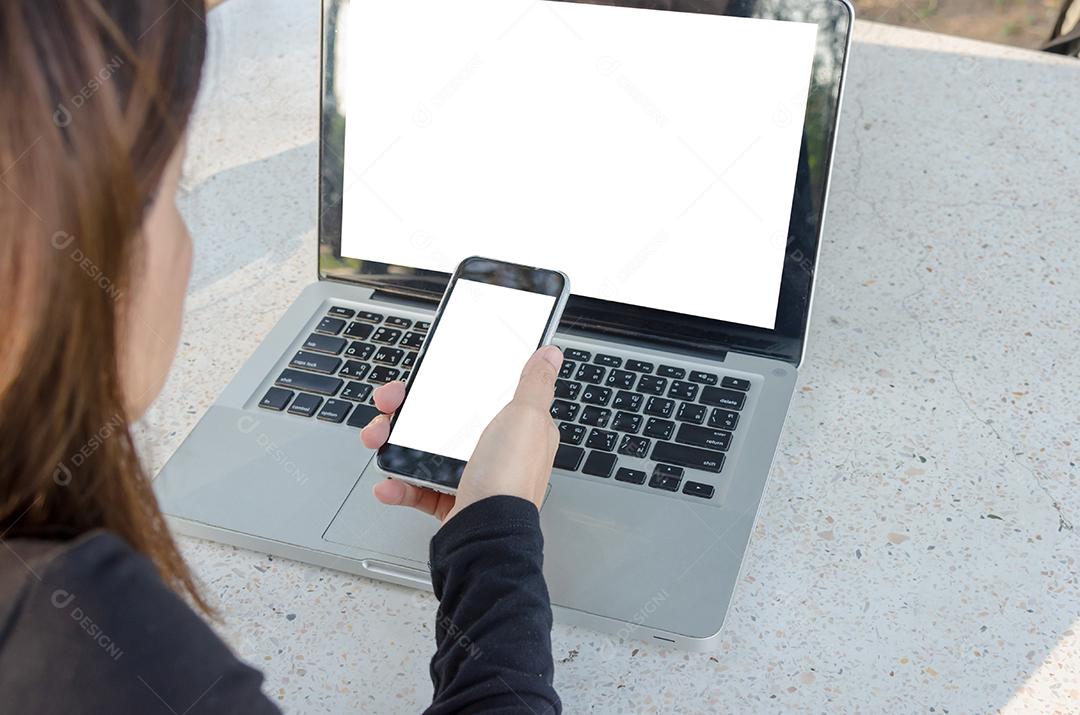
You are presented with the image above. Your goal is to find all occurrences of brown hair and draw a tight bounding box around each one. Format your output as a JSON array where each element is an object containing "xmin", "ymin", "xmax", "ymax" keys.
[{"xmin": 0, "ymin": 1, "xmax": 209, "ymax": 610}]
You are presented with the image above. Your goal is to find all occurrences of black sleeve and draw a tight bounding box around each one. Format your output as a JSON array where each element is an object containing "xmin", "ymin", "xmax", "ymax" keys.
[
  {"xmin": 0, "ymin": 533, "xmax": 281, "ymax": 715},
  {"xmin": 425, "ymin": 496, "xmax": 561, "ymax": 715}
]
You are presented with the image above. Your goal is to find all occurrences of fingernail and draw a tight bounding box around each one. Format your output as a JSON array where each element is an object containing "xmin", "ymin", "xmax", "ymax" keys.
[{"xmin": 537, "ymin": 344, "xmax": 563, "ymax": 370}]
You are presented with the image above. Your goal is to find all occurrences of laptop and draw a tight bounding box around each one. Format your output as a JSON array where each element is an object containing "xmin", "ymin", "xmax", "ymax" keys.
[{"xmin": 156, "ymin": 0, "xmax": 852, "ymax": 651}]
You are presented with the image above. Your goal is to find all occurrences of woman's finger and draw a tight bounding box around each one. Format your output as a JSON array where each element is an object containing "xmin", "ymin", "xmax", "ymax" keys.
[
  {"xmin": 512, "ymin": 345, "xmax": 562, "ymax": 409},
  {"xmin": 373, "ymin": 379, "xmax": 407, "ymax": 414},
  {"xmin": 372, "ymin": 478, "xmax": 448, "ymax": 518},
  {"xmin": 360, "ymin": 414, "xmax": 390, "ymax": 449}
]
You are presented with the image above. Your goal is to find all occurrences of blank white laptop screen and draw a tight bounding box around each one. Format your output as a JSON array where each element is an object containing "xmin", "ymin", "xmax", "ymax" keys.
[{"xmin": 340, "ymin": 0, "xmax": 818, "ymax": 329}]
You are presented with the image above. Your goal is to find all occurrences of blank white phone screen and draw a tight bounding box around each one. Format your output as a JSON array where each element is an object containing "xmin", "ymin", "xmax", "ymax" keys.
[{"xmin": 388, "ymin": 279, "xmax": 557, "ymax": 463}]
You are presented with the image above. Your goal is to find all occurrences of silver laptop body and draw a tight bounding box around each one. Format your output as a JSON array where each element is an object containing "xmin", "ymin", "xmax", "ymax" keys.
[{"xmin": 156, "ymin": 0, "xmax": 852, "ymax": 651}]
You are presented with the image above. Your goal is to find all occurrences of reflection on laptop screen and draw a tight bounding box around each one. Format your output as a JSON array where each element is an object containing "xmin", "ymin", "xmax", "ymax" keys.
[{"xmin": 340, "ymin": 0, "xmax": 818, "ymax": 329}]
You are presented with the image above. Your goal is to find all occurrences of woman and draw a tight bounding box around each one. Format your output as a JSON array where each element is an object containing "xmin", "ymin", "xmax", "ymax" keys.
[{"xmin": 0, "ymin": 1, "xmax": 561, "ymax": 712}]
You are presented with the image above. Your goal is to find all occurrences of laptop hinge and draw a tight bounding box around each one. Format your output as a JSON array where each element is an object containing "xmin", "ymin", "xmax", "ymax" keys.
[
  {"xmin": 556, "ymin": 319, "xmax": 728, "ymax": 363},
  {"xmin": 369, "ymin": 288, "xmax": 440, "ymax": 310},
  {"xmin": 369, "ymin": 289, "xmax": 733, "ymax": 364}
]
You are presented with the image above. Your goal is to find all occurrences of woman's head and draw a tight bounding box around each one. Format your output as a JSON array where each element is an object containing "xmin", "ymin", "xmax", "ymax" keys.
[{"xmin": 0, "ymin": 0, "xmax": 208, "ymax": 607}]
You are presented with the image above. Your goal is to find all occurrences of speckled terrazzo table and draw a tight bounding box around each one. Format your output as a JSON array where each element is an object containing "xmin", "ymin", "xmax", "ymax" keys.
[{"xmin": 136, "ymin": 1, "xmax": 1080, "ymax": 712}]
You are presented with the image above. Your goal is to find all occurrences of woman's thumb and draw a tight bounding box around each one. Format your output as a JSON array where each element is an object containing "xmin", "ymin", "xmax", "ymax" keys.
[{"xmin": 512, "ymin": 345, "xmax": 563, "ymax": 409}]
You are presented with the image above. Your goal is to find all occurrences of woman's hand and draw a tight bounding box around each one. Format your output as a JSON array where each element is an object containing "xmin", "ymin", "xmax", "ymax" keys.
[{"xmin": 360, "ymin": 345, "xmax": 563, "ymax": 523}]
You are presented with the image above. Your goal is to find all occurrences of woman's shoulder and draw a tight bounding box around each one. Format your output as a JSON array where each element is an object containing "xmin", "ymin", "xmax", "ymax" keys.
[
  {"xmin": 0, "ymin": 531, "xmax": 279, "ymax": 713},
  {"xmin": 0, "ymin": 529, "xmax": 171, "ymax": 644}
]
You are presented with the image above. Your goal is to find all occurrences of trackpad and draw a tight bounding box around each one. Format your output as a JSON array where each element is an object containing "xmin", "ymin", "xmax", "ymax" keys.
[{"xmin": 323, "ymin": 459, "xmax": 437, "ymax": 565}]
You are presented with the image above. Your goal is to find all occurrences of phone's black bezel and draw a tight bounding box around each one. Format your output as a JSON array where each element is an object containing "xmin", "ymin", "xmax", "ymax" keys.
[
  {"xmin": 318, "ymin": 0, "xmax": 852, "ymax": 366},
  {"xmin": 376, "ymin": 257, "xmax": 567, "ymax": 489}
]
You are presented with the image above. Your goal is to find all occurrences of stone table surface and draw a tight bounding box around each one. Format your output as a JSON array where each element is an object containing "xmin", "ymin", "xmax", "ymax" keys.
[{"xmin": 137, "ymin": 0, "xmax": 1080, "ymax": 712}]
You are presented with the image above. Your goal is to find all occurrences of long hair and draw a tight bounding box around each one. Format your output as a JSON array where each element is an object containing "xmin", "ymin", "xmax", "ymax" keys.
[{"xmin": 0, "ymin": 1, "xmax": 209, "ymax": 611}]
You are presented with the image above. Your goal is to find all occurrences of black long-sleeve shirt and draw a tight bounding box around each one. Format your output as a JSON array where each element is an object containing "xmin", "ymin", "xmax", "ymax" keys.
[
  {"xmin": 426, "ymin": 496, "xmax": 559, "ymax": 714},
  {"xmin": 0, "ymin": 496, "xmax": 560, "ymax": 713}
]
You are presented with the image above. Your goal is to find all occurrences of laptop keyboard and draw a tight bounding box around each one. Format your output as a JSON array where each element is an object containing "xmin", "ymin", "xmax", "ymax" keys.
[
  {"xmin": 258, "ymin": 305, "xmax": 753, "ymax": 502},
  {"xmin": 550, "ymin": 348, "xmax": 750, "ymax": 500},
  {"xmin": 260, "ymin": 306, "xmax": 428, "ymax": 430}
]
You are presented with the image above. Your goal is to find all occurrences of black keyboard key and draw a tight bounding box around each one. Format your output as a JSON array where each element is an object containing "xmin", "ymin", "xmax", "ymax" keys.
[
  {"xmin": 586, "ymin": 428, "xmax": 618, "ymax": 451},
  {"xmin": 611, "ymin": 411, "xmax": 642, "ymax": 433},
  {"xmin": 559, "ymin": 360, "xmax": 575, "ymax": 379},
  {"xmin": 414, "ymin": 320, "xmax": 431, "ymax": 332},
  {"xmin": 575, "ymin": 364, "xmax": 605, "ymax": 384},
  {"xmin": 341, "ymin": 381, "xmax": 373, "ymax": 401},
  {"xmin": 346, "ymin": 403, "xmax": 381, "ymax": 428},
  {"xmin": 644, "ymin": 396, "xmax": 674, "ymax": 417},
  {"xmin": 615, "ymin": 467, "xmax": 647, "ymax": 485},
  {"xmin": 316, "ymin": 316, "xmax": 346, "ymax": 335},
  {"xmin": 676, "ymin": 423, "xmax": 732, "ymax": 451},
  {"xmin": 559, "ymin": 422, "xmax": 586, "ymax": 445},
  {"xmin": 290, "ymin": 351, "xmax": 341, "ymax": 375},
  {"xmin": 683, "ymin": 481, "xmax": 715, "ymax": 499},
  {"xmin": 339, "ymin": 360, "xmax": 370, "ymax": 379},
  {"xmin": 259, "ymin": 387, "xmax": 293, "ymax": 411},
  {"xmin": 625, "ymin": 359, "xmax": 654, "ymax": 374},
  {"xmin": 555, "ymin": 379, "xmax": 581, "ymax": 400},
  {"xmin": 550, "ymin": 399, "xmax": 580, "ymax": 421},
  {"xmin": 618, "ymin": 435, "xmax": 650, "ymax": 458},
  {"xmin": 579, "ymin": 406, "xmax": 611, "ymax": 428},
  {"xmin": 400, "ymin": 332, "xmax": 425, "ymax": 350},
  {"xmin": 700, "ymin": 386, "xmax": 746, "ymax": 411},
  {"xmin": 401, "ymin": 352, "xmax": 417, "ymax": 369},
  {"xmin": 594, "ymin": 353, "xmax": 622, "ymax": 368},
  {"xmin": 605, "ymin": 369, "xmax": 636, "ymax": 390},
  {"xmin": 288, "ymin": 392, "xmax": 322, "ymax": 417},
  {"xmin": 345, "ymin": 341, "xmax": 375, "ymax": 361},
  {"xmin": 317, "ymin": 399, "xmax": 352, "ymax": 423},
  {"xmin": 344, "ymin": 322, "xmax": 374, "ymax": 340},
  {"xmin": 401, "ymin": 371, "xmax": 410, "ymax": 382},
  {"xmin": 385, "ymin": 316, "xmax": 412, "ymax": 328},
  {"xmin": 651, "ymin": 441, "xmax": 725, "ymax": 473},
  {"xmin": 668, "ymin": 380, "xmax": 699, "ymax": 401},
  {"xmin": 580, "ymin": 386, "xmax": 613, "ymax": 406},
  {"xmin": 356, "ymin": 311, "xmax": 384, "ymax": 323},
  {"xmin": 611, "ymin": 390, "xmax": 643, "ymax": 412},
  {"xmin": 328, "ymin": 306, "xmax": 356, "ymax": 318},
  {"xmin": 372, "ymin": 347, "xmax": 405, "ymax": 366},
  {"xmin": 653, "ymin": 463, "xmax": 684, "ymax": 479},
  {"xmin": 643, "ymin": 418, "xmax": 675, "ymax": 439},
  {"xmin": 303, "ymin": 333, "xmax": 347, "ymax": 355},
  {"xmin": 649, "ymin": 470, "xmax": 681, "ymax": 492},
  {"xmin": 275, "ymin": 369, "xmax": 342, "ymax": 396},
  {"xmin": 721, "ymin": 376, "xmax": 751, "ymax": 391},
  {"xmin": 565, "ymin": 349, "xmax": 591, "ymax": 362},
  {"xmin": 372, "ymin": 327, "xmax": 402, "ymax": 345},
  {"xmin": 637, "ymin": 375, "xmax": 667, "ymax": 395},
  {"xmin": 368, "ymin": 366, "xmax": 401, "ymax": 384},
  {"xmin": 708, "ymin": 408, "xmax": 739, "ymax": 431},
  {"xmin": 554, "ymin": 444, "xmax": 585, "ymax": 471},
  {"xmin": 657, "ymin": 365, "xmax": 685, "ymax": 379},
  {"xmin": 582, "ymin": 450, "xmax": 618, "ymax": 478},
  {"xmin": 676, "ymin": 402, "xmax": 707, "ymax": 424},
  {"xmin": 689, "ymin": 370, "xmax": 718, "ymax": 385}
]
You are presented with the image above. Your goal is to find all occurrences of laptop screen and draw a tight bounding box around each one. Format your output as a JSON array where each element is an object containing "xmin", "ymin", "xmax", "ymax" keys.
[{"xmin": 337, "ymin": 0, "xmax": 818, "ymax": 330}]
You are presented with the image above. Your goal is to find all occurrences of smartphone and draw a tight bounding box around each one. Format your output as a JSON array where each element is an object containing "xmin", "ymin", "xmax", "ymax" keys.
[{"xmin": 377, "ymin": 256, "xmax": 570, "ymax": 492}]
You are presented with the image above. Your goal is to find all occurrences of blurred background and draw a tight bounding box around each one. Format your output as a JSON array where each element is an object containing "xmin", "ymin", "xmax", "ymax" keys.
[
  {"xmin": 204, "ymin": 0, "xmax": 1078, "ymax": 56},
  {"xmin": 852, "ymin": 0, "xmax": 1077, "ymax": 49}
]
